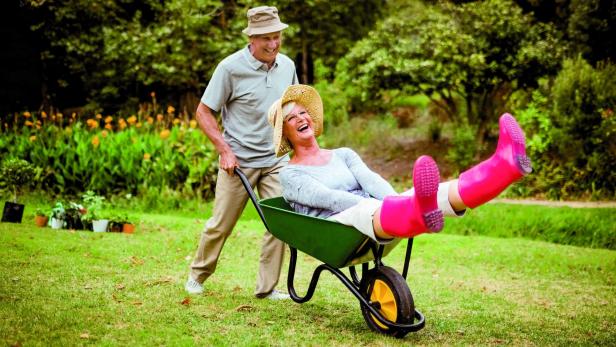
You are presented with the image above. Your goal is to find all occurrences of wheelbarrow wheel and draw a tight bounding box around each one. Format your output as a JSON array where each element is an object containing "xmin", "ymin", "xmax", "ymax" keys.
[{"xmin": 360, "ymin": 266, "xmax": 414, "ymax": 338}]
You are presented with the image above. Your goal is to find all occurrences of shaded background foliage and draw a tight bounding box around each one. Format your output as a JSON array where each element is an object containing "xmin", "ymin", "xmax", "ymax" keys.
[{"xmin": 1, "ymin": 0, "xmax": 614, "ymax": 200}]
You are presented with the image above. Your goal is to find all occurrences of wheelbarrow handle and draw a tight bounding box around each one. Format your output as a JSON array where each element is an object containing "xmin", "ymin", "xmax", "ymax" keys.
[{"xmin": 234, "ymin": 167, "xmax": 270, "ymax": 231}]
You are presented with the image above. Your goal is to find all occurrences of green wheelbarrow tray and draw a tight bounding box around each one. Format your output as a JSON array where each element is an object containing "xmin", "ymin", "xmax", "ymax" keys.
[
  {"xmin": 235, "ymin": 168, "xmax": 425, "ymax": 337},
  {"xmin": 259, "ymin": 196, "xmax": 402, "ymax": 268}
]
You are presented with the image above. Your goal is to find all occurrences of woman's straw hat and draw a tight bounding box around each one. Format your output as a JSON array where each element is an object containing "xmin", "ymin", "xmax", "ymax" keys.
[{"xmin": 268, "ymin": 85, "xmax": 323, "ymax": 157}]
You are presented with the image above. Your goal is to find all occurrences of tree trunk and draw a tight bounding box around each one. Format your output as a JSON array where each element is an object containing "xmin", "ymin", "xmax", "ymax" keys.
[{"xmin": 301, "ymin": 37, "xmax": 309, "ymax": 84}]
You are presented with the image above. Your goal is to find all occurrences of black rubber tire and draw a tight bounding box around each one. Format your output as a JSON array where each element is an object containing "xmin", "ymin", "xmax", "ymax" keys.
[{"xmin": 360, "ymin": 266, "xmax": 414, "ymax": 338}]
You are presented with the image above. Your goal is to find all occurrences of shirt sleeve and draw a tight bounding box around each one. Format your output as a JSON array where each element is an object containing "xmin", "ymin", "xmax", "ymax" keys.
[
  {"xmin": 201, "ymin": 64, "xmax": 232, "ymax": 112},
  {"xmin": 281, "ymin": 169, "xmax": 364, "ymax": 214},
  {"xmin": 339, "ymin": 148, "xmax": 396, "ymax": 199},
  {"xmin": 292, "ymin": 69, "xmax": 299, "ymax": 85}
]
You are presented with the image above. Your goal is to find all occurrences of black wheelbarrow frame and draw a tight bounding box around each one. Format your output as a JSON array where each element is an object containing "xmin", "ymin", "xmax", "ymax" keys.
[{"xmin": 235, "ymin": 168, "xmax": 425, "ymax": 337}]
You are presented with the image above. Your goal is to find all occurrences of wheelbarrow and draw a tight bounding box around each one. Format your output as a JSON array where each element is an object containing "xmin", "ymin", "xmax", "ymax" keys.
[{"xmin": 235, "ymin": 168, "xmax": 425, "ymax": 338}]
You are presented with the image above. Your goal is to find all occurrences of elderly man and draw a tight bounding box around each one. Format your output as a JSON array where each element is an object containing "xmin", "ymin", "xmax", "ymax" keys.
[{"xmin": 185, "ymin": 6, "xmax": 297, "ymax": 300}]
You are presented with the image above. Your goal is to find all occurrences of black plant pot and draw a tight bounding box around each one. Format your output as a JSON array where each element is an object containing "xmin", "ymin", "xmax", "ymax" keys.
[
  {"xmin": 65, "ymin": 215, "xmax": 85, "ymax": 230},
  {"xmin": 108, "ymin": 221, "xmax": 123, "ymax": 233},
  {"xmin": 1, "ymin": 201, "xmax": 25, "ymax": 223}
]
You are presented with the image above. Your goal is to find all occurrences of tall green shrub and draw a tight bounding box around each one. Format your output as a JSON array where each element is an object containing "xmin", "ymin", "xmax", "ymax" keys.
[{"xmin": 517, "ymin": 57, "xmax": 616, "ymax": 199}]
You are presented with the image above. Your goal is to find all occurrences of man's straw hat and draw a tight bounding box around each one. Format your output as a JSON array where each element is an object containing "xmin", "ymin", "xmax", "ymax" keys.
[
  {"xmin": 242, "ymin": 6, "xmax": 288, "ymax": 36},
  {"xmin": 268, "ymin": 85, "xmax": 323, "ymax": 157}
]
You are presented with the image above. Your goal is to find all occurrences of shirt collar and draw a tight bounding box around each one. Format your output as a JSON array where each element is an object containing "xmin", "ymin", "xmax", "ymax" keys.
[{"xmin": 244, "ymin": 45, "xmax": 278, "ymax": 71}]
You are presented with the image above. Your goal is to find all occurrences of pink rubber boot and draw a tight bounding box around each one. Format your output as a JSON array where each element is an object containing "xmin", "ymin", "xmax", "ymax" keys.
[
  {"xmin": 379, "ymin": 155, "xmax": 444, "ymax": 238},
  {"xmin": 458, "ymin": 113, "xmax": 532, "ymax": 208}
]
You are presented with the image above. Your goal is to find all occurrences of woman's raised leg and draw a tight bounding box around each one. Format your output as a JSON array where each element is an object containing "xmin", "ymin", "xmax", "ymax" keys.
[
  {"xmin": 455, "ymin": 113, "xmax": 532, "ymax": 209},
  {"xmin": 375, "ymin": 155, "xmax": 444, "ymax": 238}
]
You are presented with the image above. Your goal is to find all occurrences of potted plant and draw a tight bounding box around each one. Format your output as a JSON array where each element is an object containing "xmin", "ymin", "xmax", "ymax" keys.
[
  {"xmin": 34, "ymin": 208, "xmax": 49, "ymax": 227},
  {"xmin": 64, "ymin": 201, "xmax": 86, "ymax": 230},
  {"xmin": 0, "ymin": 158, "xmax": 40, "ymax": 223},
  {"xmin": 117, "ymin": 213, "xmax": 136, "ymax": 233},
  {"xmin": 107, "ymin": 213, "xmax": 123, "ymax": 233},
  {"xmin": 82, "ymin": 191, "xmax": 108, "ymax": 232},
  {"xmin": 50, "ymin": 202, "xmax": 65, "ymax": 229}
]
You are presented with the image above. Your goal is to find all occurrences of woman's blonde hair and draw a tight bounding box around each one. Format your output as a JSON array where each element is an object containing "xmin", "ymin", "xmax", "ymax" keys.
[{"xmin": 281, "ymin": 101, "xmax": 297, "ymax": 120}]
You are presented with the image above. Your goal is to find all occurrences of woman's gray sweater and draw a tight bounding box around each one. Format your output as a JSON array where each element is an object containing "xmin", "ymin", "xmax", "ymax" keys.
[{"xmin": 280, "ymin": 147, "xmax": 396, "ymax": 218}]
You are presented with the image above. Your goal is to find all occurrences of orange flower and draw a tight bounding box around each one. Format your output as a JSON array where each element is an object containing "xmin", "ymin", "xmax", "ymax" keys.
[
  {"xmin": 25, "ymin": 120, "xmax": 34, "ymax": 127},
  {"xmin": 189, "ymin": 120, "xmax": 197, "ymax": 129},
  {"xmin": 91, "ymin": 135, "xmax": 100, "ymax": 148},
  {"xmin": 127, "ymin": 115, "xmax": 137, "ymax": 124},
  {"xmin": 119, "ymin": 121, "xmax": 127, "ymax": 130},
  {"xmin": 143, "ymin": 153, "xmax": 151, "ymax": 160},
  {"xmin": 150, "ymin": 92, "xmax": 156, "ymax": 98},
  {"xmin": 105, "ymin": 116, "xmax": 113, "ymax": 124},
  {"xmin": 56, "ymin": 113, "xmax": 63, "ymax": 119},
  {"xmin": 86, "ymin": 119, "xmax": 99, "ymax": 129},
  {"xmin": 136, "ymin": 122, "xmax": 142, "ymax": 128},
  {"xmin": 71, "ymin": 112, "xmax": 77, "ymax": 119},
  {"xmin": 104, "ymin": 123, "xmax": 112, "ymax": 130},
  {"xmin": 41, "ymin": 111, "xmax": 47, "ymax": 119},
  {"xmin": 101, "ymin": 130, "xmax": 108, "ymax": 138},
  {"xmin": 96, "ymin": 113, "xmax": 102, "ymax": 119},
  {"xmin": 167, "ymin": 105, "xmax": 175, "ymax": 114},
  {"xmin": 23, "ymin": 111, "xmax": 31, "ymax": 118},
  {"xmin": 156, "ymin": 114, "xmax": 163, "ymax": 122},
  {"xmin": 147, "ymin": 117, "xmax": 154, "ymax": 124},
  {"xmin": 29, "ymin": 135, "xmax": 36, "ymax": 142},
  {"xmin": 159, "ymin": 129, "xmax": 171, "ymax": 139},
  {"xmin": 173, "ymin": 118, "xmax": 181, "ymax": 125}
]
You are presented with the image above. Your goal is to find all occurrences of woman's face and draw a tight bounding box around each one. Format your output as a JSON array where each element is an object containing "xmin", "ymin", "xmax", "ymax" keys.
[{"xmin": 283, "ymin": 103, "xmax": 314, "ymax": 146}]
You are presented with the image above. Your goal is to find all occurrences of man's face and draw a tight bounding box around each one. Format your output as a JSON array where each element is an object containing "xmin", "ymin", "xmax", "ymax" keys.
[{"xmin": 249, "ymin": 31, "xmax": 282, "ymax": 66}]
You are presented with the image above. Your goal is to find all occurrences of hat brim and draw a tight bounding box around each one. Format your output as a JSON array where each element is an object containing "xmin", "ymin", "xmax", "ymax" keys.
[
  {"xmin": 243, "ymin": 22, "xmax": 288, "ymax": 36},
  {"xmin": 269, "ymin": 85, "xmax": 323, "ymax": 157}
]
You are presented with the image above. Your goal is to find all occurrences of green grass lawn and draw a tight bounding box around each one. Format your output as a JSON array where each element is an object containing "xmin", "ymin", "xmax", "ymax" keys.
[{"xmin": 1, "ymin": 206, "xmax": 615, "ymax": 346}]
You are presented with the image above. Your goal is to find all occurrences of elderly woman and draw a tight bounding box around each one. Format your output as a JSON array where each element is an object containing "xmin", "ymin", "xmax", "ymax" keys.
[{"xmin": 267, "ymin": 85, "xmax": 531, "ymax": 242}]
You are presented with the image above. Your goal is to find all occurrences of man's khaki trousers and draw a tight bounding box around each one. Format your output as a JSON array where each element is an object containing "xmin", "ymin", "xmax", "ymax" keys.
[{"xmin": 189, "ymin": 164, "xmax": 285, "ymax": 297}]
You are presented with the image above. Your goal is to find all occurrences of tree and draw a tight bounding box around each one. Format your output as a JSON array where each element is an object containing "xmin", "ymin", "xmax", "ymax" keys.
[
  {"xmin": 336, "ymin": 0, "xmax": 564, "ymax": 142},
  {"xmin": 272, "ymin": 0, "xmax": 385, "ymax": 83},
  {"xmin": 97, "ymin": 0, "xmax": 246, "ymax": 113},
  {"xmin": 515, "ymin": 0, "xmax": 616, "ymax": 64},
  {"xmin": 18, "ymin": 0, "xmax": 385, "ymax": 113},
  {"xmin": 24, "ymin": 0, "xmax": 245, "ymax": 113}
]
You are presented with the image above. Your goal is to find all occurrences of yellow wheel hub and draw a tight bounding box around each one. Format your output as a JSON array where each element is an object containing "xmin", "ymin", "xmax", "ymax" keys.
[{"xmin": 370, "ymin": 279, "xmax": 397, "ymax": 330}]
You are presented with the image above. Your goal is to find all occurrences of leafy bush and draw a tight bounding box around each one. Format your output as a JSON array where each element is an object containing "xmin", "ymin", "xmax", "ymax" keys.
[
  {"xmin": 0, "ymin": 115, "xmax": 218, "ymax": 200},
  {"xmin": 0, "ymin": 158, "xmax": 41, "ymax": 203},
  {"xmin": 516, "ymin": 57, "xmax": 616, "ymax": 199}
]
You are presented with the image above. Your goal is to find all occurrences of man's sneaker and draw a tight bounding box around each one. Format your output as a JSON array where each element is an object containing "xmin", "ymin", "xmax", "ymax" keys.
[
  {"xmin": 185, "ymin": 276, "xmax": 203, "ymax": 295},
  {"xmin": 263, "ymin": 290, "xmax": 290, "ymax": 300}
]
